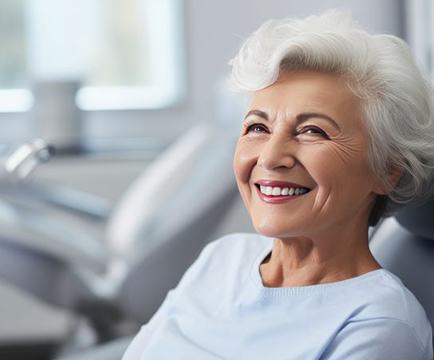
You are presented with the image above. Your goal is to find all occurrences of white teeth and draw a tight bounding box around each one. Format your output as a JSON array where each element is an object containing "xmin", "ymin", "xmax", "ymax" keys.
[
  {"xmin": 271, "ymin": 187, "xmax": 281, "ymax": 195},
  {"xmin": 259, "ymin": 185, "xmax": 309, "ymax": 196}
]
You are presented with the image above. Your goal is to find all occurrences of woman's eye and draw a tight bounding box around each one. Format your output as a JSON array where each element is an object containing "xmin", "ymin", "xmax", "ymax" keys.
[
  {"xmin": 298, "ymin": 126, "xmax": 328, "ymax": 138},
  {"xmin": 246, "ymin": 124, "xmax": 268, "ymax": 133}
]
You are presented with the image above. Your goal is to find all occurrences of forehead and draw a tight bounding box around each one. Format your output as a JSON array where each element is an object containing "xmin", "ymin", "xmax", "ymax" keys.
[{"xmin": 249, "ymin": 71, "xmax": 362, "ymax": 127}]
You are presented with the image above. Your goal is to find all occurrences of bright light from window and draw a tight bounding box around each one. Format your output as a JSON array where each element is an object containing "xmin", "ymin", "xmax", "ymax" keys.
[
  {"xmin": 0, "ymin": 90, "xmax": 33, "ymax": 112},
  {"xmin": 0, "ymin": 0, "xmax": 184, "ymax": 112}
]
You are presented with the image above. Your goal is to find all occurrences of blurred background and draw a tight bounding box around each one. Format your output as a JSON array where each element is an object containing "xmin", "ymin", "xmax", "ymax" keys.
[{"xmin": 0, "ymin": 0, "xmax": 432, "ymax": 359}]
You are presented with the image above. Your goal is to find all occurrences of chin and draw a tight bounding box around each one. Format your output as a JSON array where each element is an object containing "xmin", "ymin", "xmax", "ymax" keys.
[{"xmin": 253, "ymin": 220, "xmax": 301, "ymax": 239}]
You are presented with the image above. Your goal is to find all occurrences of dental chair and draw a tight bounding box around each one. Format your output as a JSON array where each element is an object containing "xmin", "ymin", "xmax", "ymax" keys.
[
  {"xmin": 0, "ymin": 123, "xmax": 240, "ymax": 359},
  {"xmin": 369, "ymin": 196, "xmax": 434, "ymax": 349}
]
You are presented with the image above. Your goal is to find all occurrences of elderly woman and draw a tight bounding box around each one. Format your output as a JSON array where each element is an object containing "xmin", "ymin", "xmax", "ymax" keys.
[{"xmin": 123, "ymin": 11, "xmax": 434, "ymax": 359}]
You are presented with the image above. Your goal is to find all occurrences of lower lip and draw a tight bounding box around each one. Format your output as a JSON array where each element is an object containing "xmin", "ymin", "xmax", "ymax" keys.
[{"xmin": 255, "ymin": 186, "xmax": 310, "ymax": 204}]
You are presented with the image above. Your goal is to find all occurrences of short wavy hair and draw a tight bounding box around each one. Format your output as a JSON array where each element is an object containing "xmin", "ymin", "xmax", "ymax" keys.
[{"xmin": 229, "ymin": 10, "xmax": 434, "ymax": 226}]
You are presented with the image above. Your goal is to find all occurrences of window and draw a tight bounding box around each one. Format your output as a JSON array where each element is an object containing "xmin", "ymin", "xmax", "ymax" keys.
[
  {"xmin": 0, "ymin": 0, "xmax": 184, "ymax": 112},
  {"xmin": 405, "ymin": 0, "xmax": 434, "ymax": 82}
]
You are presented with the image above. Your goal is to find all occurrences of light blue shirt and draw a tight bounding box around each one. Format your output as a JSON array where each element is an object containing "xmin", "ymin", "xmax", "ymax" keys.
[{"xmin": 123, "ymin": 233, "xmax": 433, "ymax": 359}]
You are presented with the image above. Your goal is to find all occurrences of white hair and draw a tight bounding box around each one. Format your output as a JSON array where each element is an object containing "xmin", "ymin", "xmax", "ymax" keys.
[{"xmin": 229, "ymin": 10, "xmax": 434, "ymax": 226}]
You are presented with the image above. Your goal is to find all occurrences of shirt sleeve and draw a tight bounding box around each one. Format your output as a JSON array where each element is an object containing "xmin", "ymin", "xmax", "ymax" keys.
[
  {"xmin": 121, "ymin": 289, "xmax": 174, "ymax": 360},
  {"xmin": 122, "ymin": 239, "xmax": 220, "ymax": 360},
  {"xmin": 321, "ymin": 318, "xmax": 431, "ymax": 360}
]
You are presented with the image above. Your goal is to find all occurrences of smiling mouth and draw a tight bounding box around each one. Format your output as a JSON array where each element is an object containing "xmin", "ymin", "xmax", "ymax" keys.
[
  {"xmin": 254, "ymin": 184, "xmax": 312, "ymax": 204},
  {"xmin": 254, "ymin": 183, "xmax": 312, "ymax": 196}
]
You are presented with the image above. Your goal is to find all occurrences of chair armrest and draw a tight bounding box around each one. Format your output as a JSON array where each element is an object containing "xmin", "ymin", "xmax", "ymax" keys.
[{"xmin": 0, "ymin": 182, "xmax": 112, "ymax": 221}]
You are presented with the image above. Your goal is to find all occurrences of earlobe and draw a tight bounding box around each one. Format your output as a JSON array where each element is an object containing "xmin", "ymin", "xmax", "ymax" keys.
[
  {"xmin": 373, "ymin": 166, "xmax": 404, "ymax": 195},
  {"xmin": 390, "ymin": 166, "xmax": 404, "ymax": 186}
]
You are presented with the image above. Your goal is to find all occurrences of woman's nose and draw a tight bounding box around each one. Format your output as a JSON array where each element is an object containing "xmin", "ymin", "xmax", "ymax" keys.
[{"xmin": 257, "ymin": 135, "xmax": 297, "ymax": 170}]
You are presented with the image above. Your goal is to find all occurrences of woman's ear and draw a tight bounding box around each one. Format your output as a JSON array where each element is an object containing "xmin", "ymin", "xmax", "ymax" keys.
[{"xmin": 373, "ymin": 166, "xmax": 404, "ymax": 195}]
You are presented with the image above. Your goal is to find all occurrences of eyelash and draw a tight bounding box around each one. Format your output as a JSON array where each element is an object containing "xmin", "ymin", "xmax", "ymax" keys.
[{"xmin": 243, "ymin": 123, "xmax": 329, "ymax": 138}]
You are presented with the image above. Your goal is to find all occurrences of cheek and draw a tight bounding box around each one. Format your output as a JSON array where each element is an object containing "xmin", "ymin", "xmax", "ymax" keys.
[
  {"xmin": 307, "ymin": 141, "xmax": 374, "ymax": 192},
  {"xmin": 328, "ymin": 134, "xmax": 371, "ymax": 168},
  {"xmin": 233, "ymin": 141, "xmax": 257, "ymax": 184},
  {"xmin": 233, "ymin": 142, "xmax": 257, "ymax": 212}
]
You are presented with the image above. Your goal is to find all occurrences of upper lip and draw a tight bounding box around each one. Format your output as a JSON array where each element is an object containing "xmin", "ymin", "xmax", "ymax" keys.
[{"xmin": 255, "ymin": 179, "xmax": 311, "ymax": 189}]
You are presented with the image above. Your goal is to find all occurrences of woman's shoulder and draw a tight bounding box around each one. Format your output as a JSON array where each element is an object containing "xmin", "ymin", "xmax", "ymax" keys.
[
  {"xmin": 354, "ymin": 268, "xmax": 432, "ymax": 353},
  {"xmin": 173, "ymin": 233, "xmax": 269, "ymax": 291},
  {"xmin": 194, "ymin": 232, "xmax": 271, "ymax": 273},
  {"xmin": 367, "ymin": 269, "xmax": 428, "ymax": 322}
]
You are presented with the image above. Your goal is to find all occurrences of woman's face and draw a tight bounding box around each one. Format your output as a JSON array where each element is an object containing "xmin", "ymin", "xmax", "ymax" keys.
[{"xmin": 233, "ymin": 71, "xmax": 383, "ymax": 239}]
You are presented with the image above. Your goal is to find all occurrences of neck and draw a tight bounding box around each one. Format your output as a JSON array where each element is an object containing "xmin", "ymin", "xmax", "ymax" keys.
[{"xmin": 259, "ymin": 226, "xmax": 381, "ymax": 288}]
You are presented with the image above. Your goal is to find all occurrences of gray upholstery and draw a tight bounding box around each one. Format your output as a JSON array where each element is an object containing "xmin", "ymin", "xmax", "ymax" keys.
[
  {"xmin": 0, "ymin": 124, "xmax": 238, "ymax": 312},
  {"xmin": 395, "ymin": 199, "xmax": 434, "ymax": 240},
  {"xmin": 55, "ymin": 336, "xmax": 132, "ymax": 360},
  {"xmin": 370, "ymin": 196, "xmax": 434, "ymax": 346},
  {"xmin": 0, "ymin": 123, "xmax": 240, "ymax": 356}
]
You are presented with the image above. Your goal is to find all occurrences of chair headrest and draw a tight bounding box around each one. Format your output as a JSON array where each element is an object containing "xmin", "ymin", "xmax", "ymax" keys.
[{"xmin": 395, "ymin": 196, "xmax": 434, "ymax": 240}]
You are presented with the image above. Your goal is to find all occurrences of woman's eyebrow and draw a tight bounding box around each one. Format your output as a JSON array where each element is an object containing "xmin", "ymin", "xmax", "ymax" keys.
[
  {"xmin": 244, "ymin": 109, "xmax": 268, "ymax": 121},
  {"xmin": 244, "ymin": 109, "xmax": 340, "ymax": 131}
]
